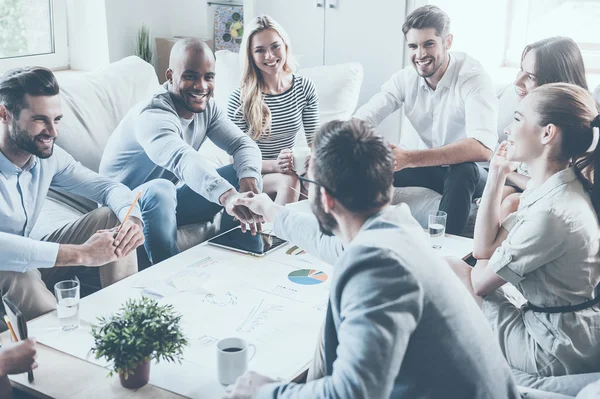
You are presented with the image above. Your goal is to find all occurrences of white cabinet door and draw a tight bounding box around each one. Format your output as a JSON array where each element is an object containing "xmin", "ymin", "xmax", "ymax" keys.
[
  {"xmin": 245, "ymin": 0, "xmax": 326, "ymax": 69},
  {"xmin": 325, "ymin": 0, "xmax": 406, "ymax": 142}
]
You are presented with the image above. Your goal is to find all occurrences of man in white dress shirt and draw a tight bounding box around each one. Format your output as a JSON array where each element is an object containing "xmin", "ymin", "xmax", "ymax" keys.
[
  {"xmin": 0, "ymin": 67, "xmax": 145, "ymax": 323},
  {"xmin": 354, "ymin": 5, "xmax": 498, "ymax": 235}
]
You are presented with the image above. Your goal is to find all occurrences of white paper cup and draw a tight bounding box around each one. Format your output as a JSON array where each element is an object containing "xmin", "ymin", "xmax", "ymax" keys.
[
  {"xmin": 216, "ymin": 337, "xmax": 256, "ymax": 385},
  {"xmin": 292, "ymin": 147, "xmax": 311, "ymax": 175}
]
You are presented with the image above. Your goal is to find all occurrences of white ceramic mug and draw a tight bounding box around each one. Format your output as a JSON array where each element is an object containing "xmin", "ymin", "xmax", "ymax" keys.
[
  {"xmin": 292, "ymin": 147, "xmax": 311, "ymax": 175},
  {"xmin": 216, "ymin": 337, "xmax": 257, "ymax": 385}
]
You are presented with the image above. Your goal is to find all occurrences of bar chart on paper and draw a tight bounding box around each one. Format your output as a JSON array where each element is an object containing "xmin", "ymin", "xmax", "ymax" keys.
[{"xmin": 287, "ymin": 269, "xmax": 328, "ymax": 285}]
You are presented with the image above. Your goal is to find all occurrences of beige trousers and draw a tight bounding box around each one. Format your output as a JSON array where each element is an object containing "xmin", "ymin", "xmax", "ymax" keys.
[{"xmin": 0, "ymin": 207, "xmax": 137, "ymax": 322}]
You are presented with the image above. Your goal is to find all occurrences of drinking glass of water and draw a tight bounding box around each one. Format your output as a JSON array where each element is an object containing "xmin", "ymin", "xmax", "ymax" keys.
[
  {"xmin": 54, "ymin": 280, "xmax": 80, "ymax": 331},
  {"xmin": 428, "ymin": 211, "xmax": 447, "ymax": 249}
]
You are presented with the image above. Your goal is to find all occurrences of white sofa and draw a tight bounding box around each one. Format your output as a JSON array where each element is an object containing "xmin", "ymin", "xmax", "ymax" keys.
[{"xmin": 30, "ymin": 55, "xmax": 364, "ymax": 259}]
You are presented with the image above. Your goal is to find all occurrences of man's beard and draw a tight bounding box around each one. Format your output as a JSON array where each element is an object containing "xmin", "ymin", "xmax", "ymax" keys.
[
  {"xmin": 311, "ymin": 189, "xmax": 338, "ymax": 237},
  {"xmin": 414, "ymin": 53, "xmax": 445, "ymax": 78},
  {"xmin": 10, "ymin": 119, "xmax": 54, "ymax": 158}
]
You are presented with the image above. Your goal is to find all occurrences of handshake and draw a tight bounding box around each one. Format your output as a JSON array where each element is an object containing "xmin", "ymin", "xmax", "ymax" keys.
[{"xmin": 220, "ymin": 191, "xmax": 283, "ymax": 235}]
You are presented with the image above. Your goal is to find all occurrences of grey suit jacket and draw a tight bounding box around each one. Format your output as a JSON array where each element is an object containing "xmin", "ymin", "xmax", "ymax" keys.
[{"xmin": 258, "ymin": 204, "xmax": 519, "ymax": 399}]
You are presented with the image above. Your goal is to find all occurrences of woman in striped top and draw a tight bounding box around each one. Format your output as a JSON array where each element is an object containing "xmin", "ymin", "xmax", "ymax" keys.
[{"xmin": 228, "ymin": 15, "xmax": 320, "ymax": 205}]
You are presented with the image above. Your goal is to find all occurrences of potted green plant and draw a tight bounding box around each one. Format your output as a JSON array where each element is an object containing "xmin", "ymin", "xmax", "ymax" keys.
[
  {"xmin": 91, "ymin": 297, "xmax": 188, "ymax": 389},
  {"xmin": 135, "ymin": 24, "xmax": 153, "ymax": 64}
]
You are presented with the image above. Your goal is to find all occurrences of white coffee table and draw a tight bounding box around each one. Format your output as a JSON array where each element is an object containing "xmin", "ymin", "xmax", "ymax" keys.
[
  {"xmin": 9, "ymin": 235, "xmax": 332, "ymax": 398},
  {"xmin": 7, "ymin": 210, "xmax": 473, "ymax": 398}
]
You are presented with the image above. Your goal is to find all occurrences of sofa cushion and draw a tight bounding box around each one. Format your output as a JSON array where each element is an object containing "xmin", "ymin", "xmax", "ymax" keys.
[{"xmin": 55, "ymin": 57, "xmax": 160, "ymax": 172}]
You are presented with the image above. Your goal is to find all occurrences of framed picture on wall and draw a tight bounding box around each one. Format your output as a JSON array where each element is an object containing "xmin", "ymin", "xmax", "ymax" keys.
[{"xmin": 214, "ymin": 5, "xmax": 244, "ymax": 52}]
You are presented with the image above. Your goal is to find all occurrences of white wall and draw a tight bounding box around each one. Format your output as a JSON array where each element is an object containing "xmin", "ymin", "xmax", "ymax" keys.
[
  {"xmin": 104, "ymin": 0, "xmax": 174, "ymax": 63},
  {"xmin": 66, "ymin": 0, "xmax": 110, "ymax": 70},
  {"xmin": 73, "ymin": 0, "xmax": 213, "ymax": 71},
  {"xmin": 432, "ymin": 0, "xmax": 509, "ymax": 72}
]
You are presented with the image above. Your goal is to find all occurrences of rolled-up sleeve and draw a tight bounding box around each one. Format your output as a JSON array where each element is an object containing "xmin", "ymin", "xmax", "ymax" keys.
[
  {"xmin": 461, "ymin": 74, "xmax": 499, "ymax": 151},
  {"xmin": 0, "ymin": 232, "xmax": 59, "ymax": 272},
  {"xmin": 135, "ymin": 107, "xmax": 239, "ymax": 204},
  {"xmin": 489, "ymin": 209, "xmax": 566, "ymax": 285},
  {"xmin": 353, "ymin": 69, "xmax": 406, "ymax": 128}
]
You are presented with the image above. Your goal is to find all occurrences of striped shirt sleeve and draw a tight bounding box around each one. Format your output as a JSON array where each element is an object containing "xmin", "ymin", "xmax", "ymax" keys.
[
  {"xmin": 227, "ymin": 87, "xmax": 249, "ymax": 133},
  {"xmin": 300, "ymin": 76, "xmax": 320, "ymax": 147}
]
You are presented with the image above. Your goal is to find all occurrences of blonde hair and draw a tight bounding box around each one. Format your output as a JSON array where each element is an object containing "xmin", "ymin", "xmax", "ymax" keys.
[{"xmin": 237, "ymin": 15, "xmax": 296, "ymax": 140}]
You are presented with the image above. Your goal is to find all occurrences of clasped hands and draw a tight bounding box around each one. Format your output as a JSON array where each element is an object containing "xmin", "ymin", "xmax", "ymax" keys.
[
  {"xmin": 80, "ymin": 217, "xmax": 145, "ymax": 267},
  {"xmin": 220, "ymin": 178, "xmax": 266, "ymax": 235}
]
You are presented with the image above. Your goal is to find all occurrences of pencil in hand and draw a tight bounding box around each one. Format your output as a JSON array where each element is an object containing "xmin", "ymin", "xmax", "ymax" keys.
[
  {"xmin": 117, "ymin": 191, "xmax": 142, "ymax": 233},
  {"xmin": 3, "ymin": 315, "xmax": 18, "ymax": 342}
]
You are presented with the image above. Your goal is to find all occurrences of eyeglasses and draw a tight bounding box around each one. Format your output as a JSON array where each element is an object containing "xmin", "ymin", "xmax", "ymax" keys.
[{"xmin": 298, "ymin": 176, "xmax": 336, "ymax": 196}]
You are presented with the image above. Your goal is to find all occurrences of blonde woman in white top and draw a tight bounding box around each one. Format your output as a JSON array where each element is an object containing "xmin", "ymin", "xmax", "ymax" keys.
[{"xmin": 446, "ymin": 83, "xmax": 600, "ymax": 378}]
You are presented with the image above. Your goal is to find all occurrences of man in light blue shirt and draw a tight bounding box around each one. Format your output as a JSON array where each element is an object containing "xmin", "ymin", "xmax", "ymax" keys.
[
  {"xmin": 0, "ymin": 67, "xmax": 144, "ymax": 321},
  {"xmin": 100, "ymin": 38, "xmax": 263, "ymax": 265}
]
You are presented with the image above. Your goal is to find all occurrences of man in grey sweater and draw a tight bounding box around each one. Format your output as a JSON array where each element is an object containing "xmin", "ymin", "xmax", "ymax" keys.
[
  {"xmin": 100, "ymin": 38, "xmax": 263, "ymax": 265},
  {"xmin": 224, "ymin": 119, "xmax": 519, "ymax": 398}
]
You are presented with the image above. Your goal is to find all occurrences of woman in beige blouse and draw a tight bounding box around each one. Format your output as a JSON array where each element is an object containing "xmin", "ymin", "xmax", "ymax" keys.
[{"xmin": 446, "ymin": 83, "xmax": 600, "ymax": 377}]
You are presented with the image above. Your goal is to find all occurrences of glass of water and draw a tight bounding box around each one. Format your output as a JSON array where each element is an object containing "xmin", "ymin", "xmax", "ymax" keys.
[
  {"xmin": 428, "ymin": 211, "xmax": 447, "ymax": 249},
  {"xmin": 54, "ymin": 280, "xmax": 80, "ymax": 331}
]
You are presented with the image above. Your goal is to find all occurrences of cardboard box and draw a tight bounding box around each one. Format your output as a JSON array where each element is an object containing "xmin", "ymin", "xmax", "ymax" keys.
[{"xmin": 155, "ymin": 37, "xmax": 214, "ymax": 83}]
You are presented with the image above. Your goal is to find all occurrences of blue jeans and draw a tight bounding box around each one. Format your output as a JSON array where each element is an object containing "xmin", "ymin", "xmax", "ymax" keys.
[{"xmin": 137, "ymin": 165, "xmax": 240, "ymax": 264}]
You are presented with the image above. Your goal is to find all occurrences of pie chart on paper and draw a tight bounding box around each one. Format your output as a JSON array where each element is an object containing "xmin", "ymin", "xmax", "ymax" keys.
[{"xmin": 288, "ymin": 269, "xmax": 328, "ymax": 285}]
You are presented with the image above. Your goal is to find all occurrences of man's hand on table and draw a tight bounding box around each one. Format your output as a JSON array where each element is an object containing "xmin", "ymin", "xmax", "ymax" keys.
[
  {"xmin": 223, "ymin": 371, "xmax": 275, "ymax": 399},
  {"xmin": 0, "ymin": 338, "xmax": 38, "ymax": 376}
]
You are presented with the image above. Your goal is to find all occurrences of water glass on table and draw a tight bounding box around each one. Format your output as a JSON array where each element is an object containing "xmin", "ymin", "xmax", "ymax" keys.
[
  {"xmin": 428, "ymin": 211, "xmax": 447, "ymax": 249},
  {"xmin": 54, "ymin": 280, "xmax": 80, "ymax": 331}
]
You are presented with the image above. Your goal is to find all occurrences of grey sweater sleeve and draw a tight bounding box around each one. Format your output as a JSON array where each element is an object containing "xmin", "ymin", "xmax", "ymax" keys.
[
  {"xmin": 134, "ymin": 106, "xmax": 259, "ymax": 204},
  {"xmin": 273, "ymin": 207, "xmax": 343, "ymax": 265},
  {"xmin": 257, "ymin": 245, "xmax": 424, "ymax": 398},
  {"xmin": 206, "ymin": 102, "xmax": 262, "ymax": 183}
]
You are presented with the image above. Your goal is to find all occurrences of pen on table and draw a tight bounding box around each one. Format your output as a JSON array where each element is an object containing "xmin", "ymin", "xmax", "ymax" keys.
[
  {"xmin": 116, "ymin": 191, "xmax": 142, "ymax": 235},
  {"xmin": 3, "ymin": 315, "xmax": 18, "ymax": 342},
  {"xmin": 289, "ymin": 186, "xmax": 308, "ymax": 199}
]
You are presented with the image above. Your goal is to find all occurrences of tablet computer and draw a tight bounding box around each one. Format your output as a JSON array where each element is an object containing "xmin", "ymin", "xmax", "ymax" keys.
[{"xmin": 207, "ymin": 226, "xmax": 288, "ymax": 256}]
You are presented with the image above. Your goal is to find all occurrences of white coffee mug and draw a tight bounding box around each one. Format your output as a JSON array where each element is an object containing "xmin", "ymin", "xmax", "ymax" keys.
[
  {"xmin": 292, "ymin": 147, "xmax": 311, "ymax": 175},
  {"xmin": 216, "ymin": 337, "xmax": 257, "ymax": 385}
]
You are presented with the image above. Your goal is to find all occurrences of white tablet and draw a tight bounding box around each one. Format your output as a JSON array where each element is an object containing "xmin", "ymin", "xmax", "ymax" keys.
[{"xmin": 207, "ymin": 226, "xmax": 288, "ymax": 256}]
